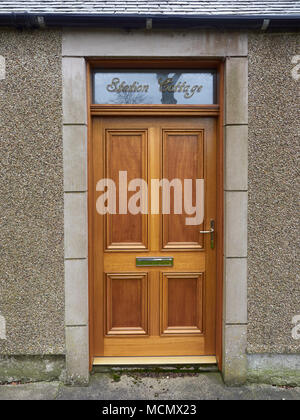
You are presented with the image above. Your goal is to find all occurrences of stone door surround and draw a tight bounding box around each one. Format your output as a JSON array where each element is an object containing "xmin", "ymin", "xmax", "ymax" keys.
[{"xmin": 62, "ymin": 29, "xmax": 248, "ymax": 385}]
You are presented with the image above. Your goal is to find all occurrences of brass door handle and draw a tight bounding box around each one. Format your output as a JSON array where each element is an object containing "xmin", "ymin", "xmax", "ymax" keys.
[{"xmin": 200, "ymin": 220, "xmax": 215, "ymax": 249}]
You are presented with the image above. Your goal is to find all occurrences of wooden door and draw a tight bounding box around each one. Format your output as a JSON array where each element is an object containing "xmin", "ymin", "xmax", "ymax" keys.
[{"xmin": 91, "ymin": 116, "xmax": 217, "ymax": 357}]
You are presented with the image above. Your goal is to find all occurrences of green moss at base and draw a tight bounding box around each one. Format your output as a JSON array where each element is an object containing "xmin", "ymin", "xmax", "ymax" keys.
[
  {"xmin": 247, "ymin": 369, "xmax": 300, "ymax": 387},
  {"xmin": 111, "ymin": 373, "xmax": 121, "ymax": 382},
  {"xmin": 0, "ymin": 355, "xmax": 66, "ymax": 384},
  {"xmin": 93, "ymin": 364, "xmax": 219, "ymax": 384}
]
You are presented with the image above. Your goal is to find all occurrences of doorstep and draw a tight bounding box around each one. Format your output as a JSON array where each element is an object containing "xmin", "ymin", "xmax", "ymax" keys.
[{"xmin": 93, "ymin": 356, "xmax": 217, "ymax": 366}]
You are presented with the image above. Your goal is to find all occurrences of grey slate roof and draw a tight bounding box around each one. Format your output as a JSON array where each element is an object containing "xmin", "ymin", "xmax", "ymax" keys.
[{"xmin": 0, "ymin": 1, "xmax": 300, "ymax": 16}]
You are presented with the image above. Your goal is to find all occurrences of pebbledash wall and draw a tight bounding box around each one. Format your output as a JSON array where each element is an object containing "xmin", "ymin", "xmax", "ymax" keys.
[
  {"xmin": 0, "ymin": 29, "xmax": 66, "ymax": 382},
  {"xmin": 0, "ymin": 28, "xmax": 299, "ymax": 386},
  {"xmin": 247, "ymin": 33, "xmax": 300, "ymax": 385}
]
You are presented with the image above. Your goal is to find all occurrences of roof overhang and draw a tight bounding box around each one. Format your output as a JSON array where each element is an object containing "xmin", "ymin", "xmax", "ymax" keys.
[{"xmin": 0, "ymin": 13, "xmax": 299, "ymax": 32}]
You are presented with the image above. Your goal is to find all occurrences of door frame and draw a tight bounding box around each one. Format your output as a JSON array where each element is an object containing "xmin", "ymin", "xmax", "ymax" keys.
[{"xmin": 86, "ymin": 59, "xmax": 224, "ymax": 370}]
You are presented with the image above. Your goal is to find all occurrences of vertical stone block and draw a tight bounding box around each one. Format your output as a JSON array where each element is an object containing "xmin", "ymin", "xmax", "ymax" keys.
[
  {"xmin": 225, "ymin": 58, "xmax": 248, "ymax": 125},
  {"xmin": 62, "ymin": 57, "xmax": 87, "ymax": 124},
  {"xmin": 63, "ymin": 125, "xmax": 87, "ymax": 192},
  {"xmin": 65, "ymin": 259, "xmax": 88, "ymax": 326},
  {"xmin": 225, "ymin": 192, "xmax": 248, "ymax": 257},
  {"xmin": 64, "ymin": 193, "xmax": 88, "ymax": 259},
  {"xmin": 223, "ymin": 325, "xmax": 247, "ymax": 386},
  {"xmin": 225, "ymin": 125, "xmax": 248, "ymax": 191},
  {"xmin": 65, "ymin": 326, "xmax": 89, "ymax": 385},
  {"xmin": 225, "ymin": 258, "xmax": 248, "ymax": 324}
]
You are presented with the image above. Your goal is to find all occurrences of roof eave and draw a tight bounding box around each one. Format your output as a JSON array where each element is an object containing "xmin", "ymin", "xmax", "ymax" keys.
[{"xmin": 0, "ymin": 12, "xmax": 299, "ymax": 31}]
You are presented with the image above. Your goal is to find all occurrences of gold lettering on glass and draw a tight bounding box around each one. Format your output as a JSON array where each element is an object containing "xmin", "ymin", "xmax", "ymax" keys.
[
  {"xmin": 106, "ymin": 77, "xmax": 203, "ymax": 100},
  {"xmin": 158, "ymin": 77, "xmax": 203, "ymax": 99},
  {"xmin": 106, "ymin": 77, "xmax": 149, "ymax": 93}
]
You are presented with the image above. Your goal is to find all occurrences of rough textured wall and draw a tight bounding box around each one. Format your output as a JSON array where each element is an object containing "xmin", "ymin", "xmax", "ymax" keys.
[
  {"xmin": 0, "ymin": 28, "xmax": 299, "ymax": 359},
  {"xmin": 0, "ymin": 29, "xmax": 64, "ymax": 355},
  {"xmin": 248, "ymin": 33, "xmax": 300, "ymax": 353}
]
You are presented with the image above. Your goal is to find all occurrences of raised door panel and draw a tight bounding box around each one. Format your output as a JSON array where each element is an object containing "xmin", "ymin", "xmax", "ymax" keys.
[
  {"xmin": 161, "ymin": 272, "xmax": 204, "ymax": 335},
  {"xmin": 104, "ymin": 129, "xmax": 148, "ymax": 250},
  {"xmin": 105, "ymin": 273, "xmax": 148, "ymax": 335},
  {"xmin": 161, "ymin": 130, "xmax": 204, "ymax": 250}
]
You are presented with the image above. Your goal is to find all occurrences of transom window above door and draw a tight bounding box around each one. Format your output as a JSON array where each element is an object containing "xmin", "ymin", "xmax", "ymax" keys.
[{"xmin": 92, "ymin": 70, "xmax": 217, "ymax": 105}]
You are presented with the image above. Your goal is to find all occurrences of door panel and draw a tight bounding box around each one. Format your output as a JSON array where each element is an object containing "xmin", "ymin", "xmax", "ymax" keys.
[
  {"xmin": 92, "ymin": 116, "xmax": 217, "ymax": 357},
  {"xmin": 162, "ymin": 129, "xmax": 204, "ymax": 249},
  {"xmin": 104, "ymin": 129, "xmax": 148, "ymax": 250},
  {"xmin": 161, "ymin": 272, "xmax": 204, "ymax": 335},
  {"xmin": 105, "ymin": 273, "xmax": 148, "ymax": 335}
]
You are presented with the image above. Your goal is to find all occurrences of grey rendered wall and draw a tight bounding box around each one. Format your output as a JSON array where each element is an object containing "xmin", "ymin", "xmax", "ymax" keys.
[
  {"xmin": 0, "ymin": 29, "xmax": 65, "ymax": 356},
  {"xmin": 0, "ymin": 27, "xmax": 299, "ymax": 386},
  {"xmin": 248, "ymin": 34, "xmax": 300, "ymax": 354}
]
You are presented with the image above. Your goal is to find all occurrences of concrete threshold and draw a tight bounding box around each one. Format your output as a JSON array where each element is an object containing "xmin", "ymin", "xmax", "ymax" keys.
[{"xmin": 1, "ymin": 373, "xmax": 300, "ymax": 400}]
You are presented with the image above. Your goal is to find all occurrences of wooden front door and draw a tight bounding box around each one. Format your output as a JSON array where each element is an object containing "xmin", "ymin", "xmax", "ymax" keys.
[{"xmin": 91, "ymin": 115, "xmax": 217, "ymax": 357}]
